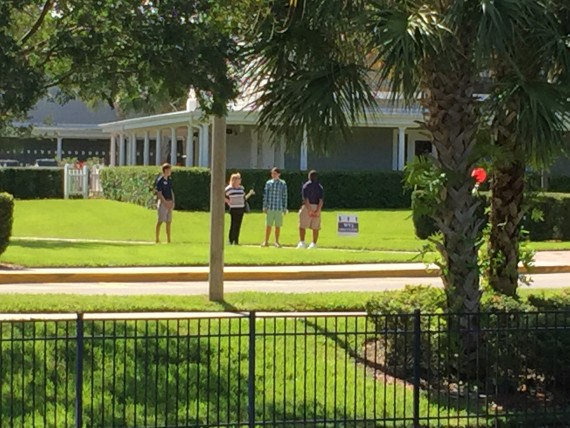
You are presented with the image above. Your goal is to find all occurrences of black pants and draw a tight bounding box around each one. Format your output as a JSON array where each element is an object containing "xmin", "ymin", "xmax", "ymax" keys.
[{"xmin": 229, "ymin": 207, "xmax": 245, "ymax": 244}]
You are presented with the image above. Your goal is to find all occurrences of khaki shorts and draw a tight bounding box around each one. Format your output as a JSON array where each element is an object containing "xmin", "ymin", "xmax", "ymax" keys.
[
  {"xmin": 266, "ymin": 210, "xmax": 284, "ymax": 227},
  {"xmin": 157, "ymin": 201, "xmax": 173, "ymax": 223},
  {"xmin": 299, "ymin": 204, "xmax": 321, "ymax": 230}
]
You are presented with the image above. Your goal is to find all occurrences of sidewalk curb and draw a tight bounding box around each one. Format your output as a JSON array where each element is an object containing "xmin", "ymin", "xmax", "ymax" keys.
[{"xmin": 1, "ymin": 265, "xmax": 569, "ymax": 284}]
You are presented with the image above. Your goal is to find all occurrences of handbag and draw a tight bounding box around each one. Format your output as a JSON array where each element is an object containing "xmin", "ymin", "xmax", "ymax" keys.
[{"xmin": 245, "ymin": 201, "xmax": 251, "ymax": 213}]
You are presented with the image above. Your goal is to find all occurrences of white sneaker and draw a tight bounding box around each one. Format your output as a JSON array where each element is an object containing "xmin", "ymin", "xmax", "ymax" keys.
[
  {"xmin": 308, "ymin": 242, "xmax": 317, "ymax": 249},
  {"xmin": 296, "ymin": 241, "xmax": 306, "ymax": 249}
]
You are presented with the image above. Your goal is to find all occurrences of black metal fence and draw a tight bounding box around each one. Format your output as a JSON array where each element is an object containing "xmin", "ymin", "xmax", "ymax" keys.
[{"xmin": 1, "ymin": 311, "xmax": 569, "ymax": 427}]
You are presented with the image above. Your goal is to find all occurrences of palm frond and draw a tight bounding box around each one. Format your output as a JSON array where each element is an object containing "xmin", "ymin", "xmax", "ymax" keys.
[
  {"xmin": 488, "ymin": 77, "xmax": 570, "ymax": 168},
  {"xmin": 246, "ymin": 0, "xmax": 375, "ymax": 151},
  {"xmin": 367, "ymin": 1, "xmax": 446, "ymax": 102}
]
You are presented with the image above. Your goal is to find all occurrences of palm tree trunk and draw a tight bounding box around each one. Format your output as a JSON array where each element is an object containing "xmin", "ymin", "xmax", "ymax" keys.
[
  {"xmin": 422, "ymin": 61, "xmax": 484, "ymax": 380},
  {"xmin": 488, "ymin": 137, "xmax": 525, "ymax": 297},
  {"xmin": 422, "ymin": 67, "xmax": 483, "ymax": 315}
]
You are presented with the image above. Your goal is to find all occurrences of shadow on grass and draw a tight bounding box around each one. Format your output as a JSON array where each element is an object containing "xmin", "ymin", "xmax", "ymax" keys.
[{"xmin": 9, "ymin": 240, "xmax": 131, "ymax": 250}]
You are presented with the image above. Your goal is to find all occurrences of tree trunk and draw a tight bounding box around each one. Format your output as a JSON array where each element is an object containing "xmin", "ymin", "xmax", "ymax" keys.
[
  {"xmin": 421, "ymin": 61, "xmax": 484, "ymax": 381},
  {"xmin": 422, "ymin": 67, "xmax": 483, "ymax": 316},
  {"xmin": 488, "ymin": 137, "xmax": 526, "ymax": 297}
]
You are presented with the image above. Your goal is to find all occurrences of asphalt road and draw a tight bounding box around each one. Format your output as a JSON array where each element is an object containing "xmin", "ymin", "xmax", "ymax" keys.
[{"xmin": 0, "ymin": 273, "xmax": 569, "ymax": 295}]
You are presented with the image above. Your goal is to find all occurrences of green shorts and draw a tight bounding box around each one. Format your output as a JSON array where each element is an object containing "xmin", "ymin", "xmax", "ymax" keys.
[{"xmin": 266, "ymin": 210, "xmax": 284, "ymax": 227}]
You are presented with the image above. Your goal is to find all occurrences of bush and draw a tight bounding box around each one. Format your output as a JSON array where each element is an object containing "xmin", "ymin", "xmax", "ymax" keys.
[
  {"xmin": 521, "ymin": 193, "xmax": 570, "ymax": 241},
  {"xmin": 411, "ymin": 191, "xmax": 438, "ymax": 239},
  {"xmin": 0, "ymin": 192, "xmax": 14, "ymax": 256},
  {"xmin": 0, "ymin": 168, "xmax": 63, "ymax": 199},
  {"xmin": 99, "ymin": 167, "xmax": 160, "ymax": 209},
  {"xmin": 366, "ymin": 288, "xmax": 570, "ymax": 395},
  {"xmin": 412, "ymin": 191, "xmax": 570, "ymax": 241},
  {"xmin": 549, "ymin": 175, "xmax": 570, "ymax": 193},
  {"xmin": 100, "ymin": 167, "xmax": 412, "ymax": 211}
]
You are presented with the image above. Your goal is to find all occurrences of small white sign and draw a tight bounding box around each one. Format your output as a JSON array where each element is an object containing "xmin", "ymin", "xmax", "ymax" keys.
[{"xmin": 337, "ymin": 213, "xmax": 359, "ymax": 237}]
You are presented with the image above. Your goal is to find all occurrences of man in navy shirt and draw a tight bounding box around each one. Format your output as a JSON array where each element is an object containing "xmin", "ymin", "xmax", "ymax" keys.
[
  {"xmin": 155, "ymin": 163, "xmax": 175, "ymax": 243},
  {"xmin": 296, "ymin": 170, "xmax": 324, "ymax": 249}
]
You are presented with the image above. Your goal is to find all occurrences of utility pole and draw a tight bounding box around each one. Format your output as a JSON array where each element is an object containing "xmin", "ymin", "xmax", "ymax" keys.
[{"xmin": 209, "ymin": 115, "xmax": 226, "ymax": 301}]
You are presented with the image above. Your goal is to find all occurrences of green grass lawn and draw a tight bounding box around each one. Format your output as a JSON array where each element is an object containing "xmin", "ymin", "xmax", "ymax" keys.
[
  {"xmin": 11, "ymin": 199, "xmax": 421, "ymax": 250},
  {"xmin": 1, "ymin": 309, "xmax": 472, "ymax": 426},
  {"xmin": 3, "ymin": 199, "xmax": 569, "ymax": 267},
  {"xmin": 3, "ymin": 199, "xmax": 425, "ymax": 267},
  {"xmin": 0, "ymin": 289, "xmax": 563, "ymax": 313}
]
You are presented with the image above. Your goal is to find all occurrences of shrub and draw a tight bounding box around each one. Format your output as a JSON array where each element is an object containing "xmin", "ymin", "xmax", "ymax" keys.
[
  {"xmin": 412, "ymin": 191, "xmax": 570, "ymax": 241},
  {"xmin": 100, "ymin": 167, "xmax": 412, "ymax": 211},
  {"xmin": 0, "ymin": 192, "xmax": 14, "ymax": 256},
  {"xmin": 99, "ymin": 167, "xmax": 162, "ymax": 209},
  {"xmin": 410, "ymin": 191, "xmax": 438, "ymax": 239},
  {"xmin": 549, "ymin": 175, "xmax": 570, "ymax": 193},
  {"xmin": 521, "ymin": 193, "xmax": 570, "ymax": 241},
  {"xmin": 0, "ymin": 168, "xmax": 63, "ymax": 199},
  {"xmin": 366, "ymin": 288, "xmax": 570, "ymax": 395}
]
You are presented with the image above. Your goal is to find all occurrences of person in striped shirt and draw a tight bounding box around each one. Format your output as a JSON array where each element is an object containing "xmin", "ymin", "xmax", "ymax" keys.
[
  {"xmin": 262, "ymin": 167, "xmax": 288, "ymax": 247},
  {"xmin": 224, "ymin": 173, "xmax": 254, "ymax": 245}
]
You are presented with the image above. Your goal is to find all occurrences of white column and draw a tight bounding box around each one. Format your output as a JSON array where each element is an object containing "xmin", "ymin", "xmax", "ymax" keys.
[
  {"xmin": 397, "ymin": 127, "xmax": 406, "ymax": 171},
  {"xmin": 110, "ymin": 135, "xmax": 116, "ymax": 166},
  {"xmin": 250, "ymin": 128, "xmax": 258, "ymax": 169},
  {"xmin": 186, "ymin": 125, "xmax": 194, "ymax": 167},
  {"xmin": 56, "ymin": 137, "xmax": 63, "ymax": 161},
  {"xmin": 199, "ymin": 123, "xmax": 210, "ymax": 167},
  {"xmin": 155, "ymin": 129, "xmax": 161, "ymax": 165},
  {"xmin": 300, "ymin": 130, "xmax": 308, "ymax": 171},
  {"xmin": 143, "ymin": 131, "xmax": 150, "ymax": 166},
  {"xmin": 170, "ymin": 127, "xmax": 177, "ymax": 165},
  {"xmin": 118, "ymin": 133, "xmax": 125, "ymax": 166}
]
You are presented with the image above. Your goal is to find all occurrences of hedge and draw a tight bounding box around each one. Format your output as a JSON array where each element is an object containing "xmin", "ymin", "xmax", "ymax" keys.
[
  {"xmin": 412, "ymin": 191, "xmax": 570, "ymax": 241},
  {"xmin": 0, "ymin": 168, "xmax": 63, "ymax": 199},
  {"xmin": 0, "ymin": 192, "xmax": 14, "ymax": 257},
  {"xmin": 100, "ymin": 167, "xmax": 412, "ymax": 210},
  {"xmin": 366, "ymin": 287, "xmax": 570, "ymax": 396},
  {"xmin": 549, "ymin": 175, "xmax": 570, "ymax": 193}
]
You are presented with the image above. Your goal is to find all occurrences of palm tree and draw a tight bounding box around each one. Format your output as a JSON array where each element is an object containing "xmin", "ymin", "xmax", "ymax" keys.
[
  {"xmin": 249, "ymin": 0, "xmax": 570, "ymax": 304},
  {"xmin": 482, "ymin": 1, "xmax": 570, "ymax": 296},
  {"xmin": 249, "ymin": 0, "xmax": 485, "ymax": 317}
]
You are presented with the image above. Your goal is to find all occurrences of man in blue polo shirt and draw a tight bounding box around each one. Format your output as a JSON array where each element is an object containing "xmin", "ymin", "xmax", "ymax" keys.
[
  {"xmin": 296, "ymin": 170, "xmax": 324, "ymax": 249},
  {"xmin": 155, "ymin": 163, "xmax": 175, "ymax": 243}
]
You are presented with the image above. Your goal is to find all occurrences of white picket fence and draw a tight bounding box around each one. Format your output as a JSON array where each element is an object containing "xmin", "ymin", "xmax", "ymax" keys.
[{"xmin": 63, "ymin": 164, "xmax": 104, "ymax": 199}]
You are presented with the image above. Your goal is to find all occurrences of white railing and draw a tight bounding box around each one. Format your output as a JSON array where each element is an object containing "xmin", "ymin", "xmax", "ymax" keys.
[{"xmin": 64, "ymin": 164, "xmax": 104, "ymax": 199}]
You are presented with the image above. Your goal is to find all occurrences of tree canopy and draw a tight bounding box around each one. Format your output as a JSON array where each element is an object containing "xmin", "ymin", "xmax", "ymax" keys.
[{"xmin": 0, "ymin": 0, "xmax": 244, "ymax": 130}]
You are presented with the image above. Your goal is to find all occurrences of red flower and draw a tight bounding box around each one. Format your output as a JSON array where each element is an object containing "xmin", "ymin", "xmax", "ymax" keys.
[{"xmin": 471, "ymin": 167, "xmax": 487, "ymax": 184}]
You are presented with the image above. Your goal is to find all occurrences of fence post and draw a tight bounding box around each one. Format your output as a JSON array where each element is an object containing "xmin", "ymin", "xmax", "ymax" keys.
[
  {"xmin": 248, "ymin": 311, "xmax": 256, "ymax": 428},
  {"xmin": 64, "ymin": 164, "xmax": 69, "ymax": 199},
  {"xmin": 413, "ymin": 309, "xmax": 421, "ymax": 428},
  {"xmin": 75, "ymin": 313, "xmax": 84, "ymax": 428},
  {"xmin": 82, "ymin": 165, "xmax": 89, "ymax": 199}
]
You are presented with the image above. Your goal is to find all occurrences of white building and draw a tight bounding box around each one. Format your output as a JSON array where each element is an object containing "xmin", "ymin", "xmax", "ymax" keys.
[{"xmin": 2, "ymin": 92, "xmax": 569, "ymax": 174}]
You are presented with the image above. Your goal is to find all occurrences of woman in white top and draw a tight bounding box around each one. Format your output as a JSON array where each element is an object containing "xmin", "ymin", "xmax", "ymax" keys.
[{"xmin": 224, "ymin": 173, "xmax": 254, "ymax": 245}]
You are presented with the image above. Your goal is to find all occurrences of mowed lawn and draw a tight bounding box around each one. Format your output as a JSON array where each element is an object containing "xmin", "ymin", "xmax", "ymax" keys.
[
  {"xmin": 4, "ymin": 199, "xmax": 425, "ymax": 267},
  {"xmin": 5, "ymin": 199, "xmax": 570, "ymax": 268}
]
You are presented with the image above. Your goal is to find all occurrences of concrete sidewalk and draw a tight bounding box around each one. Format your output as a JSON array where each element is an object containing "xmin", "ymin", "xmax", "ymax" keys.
[{"xmin": 1, "ymin": 251, "xmax": 569, "ymax": 285}]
